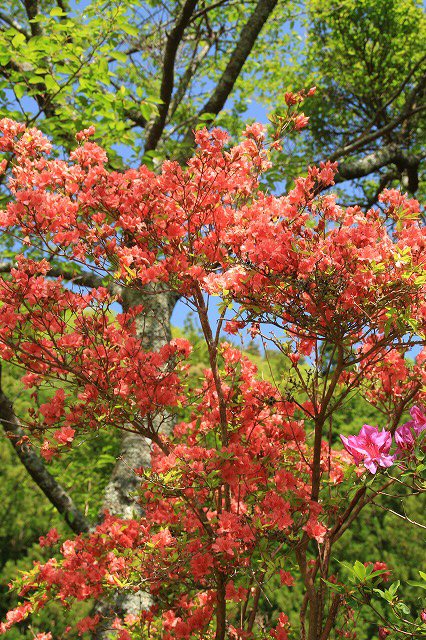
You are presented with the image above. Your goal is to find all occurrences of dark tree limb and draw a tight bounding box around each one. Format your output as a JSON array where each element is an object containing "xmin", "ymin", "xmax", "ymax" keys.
[
  {"xmin": 46, "ymin": 266, "xmax": 107, "ymax": 288},
  {"xmin": 0, "ymin": 364, "xmax": 90, "ymax": 534},
  {"xmin": 395, "ymin": 156, "xmax": 421, "ymax": 194},
  {"xmin": 336, "ymin": 144, "xmax": 402, "ymax": 181},
  {"xmin": 56, "ymin": 0, "xmax": 70, "ymax": 13},
  {"xmin": 176, "ymin": 0, "xmax": 278, "ymax": 157},
  {"xmin": 191, "ymin": 0, "xmax": 231, "ymax": 21},
  {"xmin": 23, "ymin": 0, "xmax": 42, "ymax": 37},
  {"xmin": 144, "ymin": 0, "xmax": 199, "ymax": 152},
  {"xmin": 319, "ymin": 594, "xmax": 344, "ymax": 640},
  {"xmin": 0, "ymin": 10, "xmax": 29, "ymax": 36},
  {"xmin": 334, "ymin": 143, "xmax": 422, "ymax": 193},
  {"xmin": 168, "ymin": 36, "xmax": 218, "ymax": 121},
  {"xmin": 124, "ymin": 106, "xmax": 148, "ymax": 130},
  {"xmin": 195, "ymin": 0, "xmax": 278, "ymax": 121}
]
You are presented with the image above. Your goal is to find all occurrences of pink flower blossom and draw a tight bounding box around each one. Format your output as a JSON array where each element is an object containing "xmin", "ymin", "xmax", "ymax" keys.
[
  {"xmin": 77, "ymin": 614, "xmax": 100, "ymax": 634},
  {"xmin": 394, "ymin": 405, "xmax": 426, "ymax": 455},
  {"xmin": 279, "ymin": 570, "xmax": 294, "ymax": 586},
  {"xmin": 54, "ymin": 426, "xmax": 76, "ymax": 445},
  {"xmin": 340, "ymin": 425, "xmax": 394, "ymax": 474},
  {"xmin": 75, "ymin": 125, "xmax": 96, "ymax": 142},
  {"xmin": 394, "ymin": 423, "xmax": 416, "ymax": 454},
  {"xmin": 293, "ymin": 113, "xmax": 309, "ymax": 130},
  {"xmin": 405, "ymin": 405, "xmax": 426, "ymax": 436}
]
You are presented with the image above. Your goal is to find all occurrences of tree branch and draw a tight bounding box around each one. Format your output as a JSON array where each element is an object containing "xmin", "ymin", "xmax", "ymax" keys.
[
  {"xmin": 168, "ymin": 36, "xmax": 218, "ymax": 121},
  {"xmin": 23, "ymin": 0, "xmax": 42, "ymax": 37},
  {"xmin": 42, "ymin": 266, "xmax": 107, "ymax": 289},
  {"xmin": 359, "ymin": 53, "xmax": 426, "ymax": 136},
  {"xmin": 194, "ymin": 0, "xmax": 278, "ymax": 121},
  {"xmin": 144, "ymin": 0, "xmax": 199, "ymax": 152},
  {"xmin": 0, "ymin": 364, "xmax": 90, "ymax": 534},
  {"xmin": 0, "ymin": 261, "xmax": 107, "ymax": 289},
  {"xmin": 337, "ymin": 144, "xmax": 420, "ymax": 180},
  {"xmin": 123, "ymin": 106, "xmax": 148, "ymax": 130},
  {"xmin": 319, "ymin": 593, "xmax": 343, "ymax": 640},
  {"xmin": 191, "ymin": 0, "xmax": 231, "ymax": 21},
  {"xmin": 56, "ymin": 0, "xmax": 70, "ymax": 13},
  {"xmin": 329, "ymin": 73, "xmax": 426, "ymax": 164},
  {"xmin": 0, "ymin": 10, "xmax": 29, "ymax": 36},
  {"xmin": 332, "ymin": 143, "xmax": 422, "ymax": 193}
]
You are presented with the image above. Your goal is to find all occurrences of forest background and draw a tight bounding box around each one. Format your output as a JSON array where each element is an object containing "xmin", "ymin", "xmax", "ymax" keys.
[{"xmin": 0, "ymin": 0, "xmax": 425, "ymax": 638}]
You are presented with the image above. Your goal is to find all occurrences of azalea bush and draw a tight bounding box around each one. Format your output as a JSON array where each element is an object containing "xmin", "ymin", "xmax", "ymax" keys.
[{"xmin": 0, "ymin": 103, "xmax": 425, "ymax": 640}]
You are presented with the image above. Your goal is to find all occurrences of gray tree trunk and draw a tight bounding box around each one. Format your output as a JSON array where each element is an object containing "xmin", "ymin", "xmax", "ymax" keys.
[{"xmin": 93, "ymin": 285, "xmax": 178, "ymax": 637}]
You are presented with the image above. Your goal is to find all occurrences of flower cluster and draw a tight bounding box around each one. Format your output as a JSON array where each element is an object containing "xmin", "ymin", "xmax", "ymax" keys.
[
  {"xmin": 341, "ymin": 406, "xmax": 426, "ymax": 473},
  {"xmin": 0, "ymin": 117, "xmax": 424, "ymax": 639}
]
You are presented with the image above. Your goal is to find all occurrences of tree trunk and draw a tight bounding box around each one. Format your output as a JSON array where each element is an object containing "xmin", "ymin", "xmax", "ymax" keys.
[{"xmin": 93, "ymin": 285, "xmax": 178, "ymax": 637}]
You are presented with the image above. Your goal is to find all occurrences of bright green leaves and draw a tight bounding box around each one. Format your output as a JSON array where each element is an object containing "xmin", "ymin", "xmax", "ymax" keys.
[
  {"xmin": 338, "ymin": 560, "xmax": 426, "ymax": 636},
  {"xmin": 261, "ymin": 0, "xmax": 426, "ymax": 196},
  {"xmin": 408, "ymin": 570, "xmax": 426, "ymax": 591},
  {"xmin": 0, "ymin": 1, "xmax": 157, "ymax": 160},
  {"xmin": 49, "ymin": 7, "xmax": 66, "ymax": 18}
]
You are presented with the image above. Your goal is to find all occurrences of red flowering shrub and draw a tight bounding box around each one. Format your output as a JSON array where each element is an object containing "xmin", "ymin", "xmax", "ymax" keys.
[{"xmin": 0, "ymin": 113, "xmax": 425, "ymax": 639}]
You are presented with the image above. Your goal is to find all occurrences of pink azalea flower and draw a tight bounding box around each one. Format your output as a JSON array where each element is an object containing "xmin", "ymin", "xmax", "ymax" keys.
[
  {"xmin": 394, "ymin": 423, "xmax": 416, "ymax": 455},
  {"xmin": 404, "ymin": 405, "xmax": 426, "ymax": 436},
  {"xmin": 340, "ymin": 425, "xmax": 394, "ymax": 474}
]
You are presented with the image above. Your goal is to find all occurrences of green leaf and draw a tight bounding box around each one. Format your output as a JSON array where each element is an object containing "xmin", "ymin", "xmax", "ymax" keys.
[
  {"xmin": 28, "ymin": 75, "xmax": 44, "ymax": 85},
  {"xmin": 352, "ymin": 560, "xmax": 367, "ymax": 581},
  {"xmin": 0, "ymin": 52, "xmax": 11, "ymax": 66},
  {"xmin": 407, "ymin": 581, "xmax": 426, "ymax": 590},
  {"xmin": 122, "ymin": 24, "xmax": 139, "ymax": 37},
  {"xmin": 50, "ymin": 7, "xmax": 66, "ymax": 17},
  {"xmin": 12, "ymin": 32, "xmax": 26, "ymax": 48},
  {"xmin": 321, "ymin": 579, "xmax": 344, "ymax": 593},
  {"xmin": 140, "ymin": 102, "xmax": 153, "ymax": 121},
  {"xmin": 395, "ymin": 602, "xmax": 410, "ymax": 615},
  {"xmin": 111, "ymin": 50, "xmax": 128, "ymax": 63},
  {"xmin": 388, "ymin": 581, "xmax": 400, "ymax": 597},
  {"xmin": 198, "ymin": 112, "xmax": 216, "ymax": 122},
  {"xmin": 145, "ymin": 95, "xmax": 164, "ymax": 105},
  {"xmin": 44, "ymin": 75, "xmax": 59, "ymax": 91},
  {"xmin": 14, "ymin": 84, "xmax": 26, "ymax": 99}
]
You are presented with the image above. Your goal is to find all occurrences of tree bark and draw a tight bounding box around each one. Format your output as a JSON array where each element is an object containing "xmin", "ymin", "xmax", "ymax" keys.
[
  {"xmin": 0, "ymin": 365, "xmax": 90, "ymax": 535},
  {"xmin": 101, "ymin": 285, "xmax": 175, "ymax": 517},
  {"xmin": 196, "ymin": 0, "xmax": 279, "ymax": 120},
  {"xmin": 335, "ymin": 143, "xmax": 421, "ymax": 193},
  {"xmin": 144, "ymin": 0, "xmax": 199, "ymax": 152},
  {"xmin": 179, "ymin": 0, "xmax": 279, "ymax": 154},
  {"xmin": 93, "ymin": 285, "xmax": 178, "ymax": 637}
]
